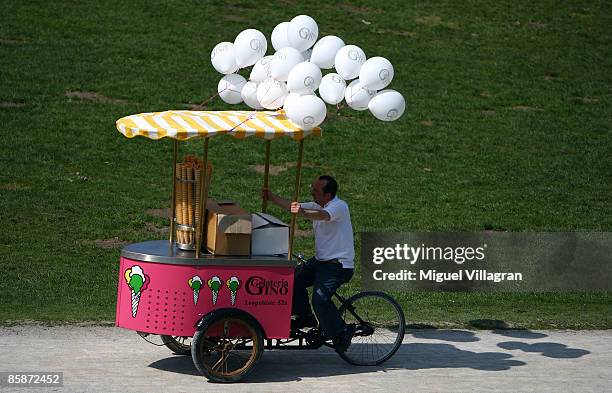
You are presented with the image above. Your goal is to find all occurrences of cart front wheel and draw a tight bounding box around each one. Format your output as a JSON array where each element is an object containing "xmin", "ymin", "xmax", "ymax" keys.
[
  {"xmin": 160, "ymin": 335, "xmax": 192, "ymax": 355},
  {"xmin": 191, "ymin": 309, "xmax": 264, "ymax": 383}
]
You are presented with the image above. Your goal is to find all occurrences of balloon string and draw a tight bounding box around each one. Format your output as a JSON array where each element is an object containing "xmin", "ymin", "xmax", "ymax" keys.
[
  {"xmin": 191, "ymin": 91, "xmax": 220, "ymax": 111},
  {"xmin": 228, "ymin": 113, "xmax": 257, "ymax": 133},
  {"xmin": 190, "ymin": 84, "xmax": 243, "ymax": 111},
  {"xmin": 191, "ymin": 84, "xmax": 257, "ymax": 131}
]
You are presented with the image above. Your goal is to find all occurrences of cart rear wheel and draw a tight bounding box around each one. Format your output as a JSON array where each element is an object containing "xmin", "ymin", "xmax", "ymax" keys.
[
  {"xmin": 160, "ymin": 335, "xmax": 192, "ymax": 355},
  {"xmin": 338, "ymin": 291, "xmax": 405, "ymax": 366},
  {"xmin": 191, "ymin": 309, "xmax": 263, "ymax": 383}
]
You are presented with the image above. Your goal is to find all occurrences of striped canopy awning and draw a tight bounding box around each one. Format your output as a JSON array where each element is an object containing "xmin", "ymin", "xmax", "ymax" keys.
[{"xmin": 116, "ymin": 110, "xmax": 321, "ymax": 141}]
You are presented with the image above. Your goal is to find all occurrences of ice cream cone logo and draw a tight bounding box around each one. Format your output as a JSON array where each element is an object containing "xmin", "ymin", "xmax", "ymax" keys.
[
  {"xmin": 188, "ymin": 275, "xmax": 203, "ymax": 305},
  {"xmin": 207, "ymin": 276, "xmax": 222, "ymax": 305},
  {"xmin": 226, "ymin": 276, "xmax": 241, "ymax": 306},
  {"xmin": 124, "ymin": 266, "xmax": 150, "ymax": 318}
]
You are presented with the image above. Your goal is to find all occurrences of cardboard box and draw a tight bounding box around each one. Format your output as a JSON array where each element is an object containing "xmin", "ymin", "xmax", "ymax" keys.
[
  {"xmin": 251, "ymin": 212, "xmax": 289, "ymax": 255},
  {"xmin": 206, "ymin": 200, "xmax": 252, "ymax": 255}
]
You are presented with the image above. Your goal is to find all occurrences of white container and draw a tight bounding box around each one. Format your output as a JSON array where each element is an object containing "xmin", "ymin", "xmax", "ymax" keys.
[{"xmin": 251, "ymin": 213, "xmax": 289, "ymax": 255}]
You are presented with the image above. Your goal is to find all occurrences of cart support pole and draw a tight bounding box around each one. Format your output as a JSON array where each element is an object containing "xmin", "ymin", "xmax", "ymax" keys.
[
  {"xmin": 169, "ymin": 140, "xmax": 178, "ymax": 245},
  {"xmin": 262, "ymin": 140, "xmax": 271, "ymax": 213},
  {"xmin": 195, "ymin": 137, "xmax": 210, "ymax": 258},
  {"xmin": 288, "ymin": 139, "xmax": 304, "ymax": 260}
]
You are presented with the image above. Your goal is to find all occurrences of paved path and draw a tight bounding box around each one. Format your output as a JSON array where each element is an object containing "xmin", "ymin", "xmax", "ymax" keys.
[{"xmin": 0, "ymin": 326, "xmax": 610, "ymax": 392}]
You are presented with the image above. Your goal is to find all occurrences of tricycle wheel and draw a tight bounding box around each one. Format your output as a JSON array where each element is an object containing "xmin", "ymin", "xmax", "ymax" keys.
[
  {"xmin": 160, "ymin": 335, "xmax": 192, "ymax": 355},
  {"xmin": 191, "ymin": 309, "xmax": 263, "ymax": 383}
]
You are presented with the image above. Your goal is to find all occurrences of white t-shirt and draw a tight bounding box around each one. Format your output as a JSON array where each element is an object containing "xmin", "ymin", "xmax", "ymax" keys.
[{"xmin": 300, "ymin": 196, "xmax": 355, "ymax": 269}]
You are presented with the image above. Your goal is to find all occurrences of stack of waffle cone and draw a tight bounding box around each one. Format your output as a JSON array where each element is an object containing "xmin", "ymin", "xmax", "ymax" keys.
[
  {"xmin": 174, "ymin": 156, "xmax": 212, "ymax": 248},
  {"xmin": 175, "ymin": 163, "xmax": 185, "ymax": 244},
  {"xmin": 181, "ymin": 164, "xmax": 189, "ymax": 244},
  {"xmin": 187, "ymin": 165, "xmax": 194, "ymax": 244},
  {"xmin": 194, "ymin": 166, "xmax": 201, "ymax": 242}
]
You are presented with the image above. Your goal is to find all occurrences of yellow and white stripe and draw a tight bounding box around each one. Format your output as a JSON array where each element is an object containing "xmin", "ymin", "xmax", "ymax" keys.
[{"xmin": 116, "ymin": 110, "xmax": 322, "ymax": 141}]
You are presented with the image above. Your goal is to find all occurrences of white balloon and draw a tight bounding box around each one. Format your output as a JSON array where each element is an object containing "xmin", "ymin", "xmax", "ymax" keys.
[
  {"xmin": 241, "ymin": 81, "xmax": 263, "ymax": 109},
  {"xmin": 271, "ymin": 22, "xmax": 290, "ymax": 51},
  {"xmin": 368, "ymin": 89, "xmax": 405, "ymax": 121},
  {"xmin": 319, "ymin": 73, "xmax": 346, "ymax": 105},
  {"xmin": 334, "ymin": 45, "xmax": 366, "ymax": 80},
  {"xmin": 310, "ymin": 35, "xmax": 345, "ymax": 69},
  {"xmin": 283, "ymin": 92, "xmax": 302, "ymax": 118},
  {"xmin": 359, "ymin": 57, "xmax": 394, "ymax": 90},
  {"xmin": 344, "ymin": 80, "xmax": 375, "ymax": 110},
  {"xmin": 301, "ymin": 48, "xmax": 313, "ymax": 62},
  {"xmin": 218, "ymin": 74, "xmax": 247, "ymax": 104},
  {"xmin": 211, "ymin": 42, "xmax": 239, "ymax": 75},
  {"xmin": 284, "ymin": 92, "xmax": 315, "ymax": 119},
  {"xmin": 287, "ymin": 15, "xmax": 318, "ymax": 51},
  {"xmin": 287, "ymin": 62, "xmax": 322, "ymax": 94},
  {"xmin": 234, "ymin": 29, "xmax": 267, "ymax": 68},
  {"xmin": 257, "ymin": 78, "xmax": 288, "ymax": 109},
  {"xmin": 250, "ymin": 55, "xmax": 273, "ymax": 82},
  {"xmin": 270, "ymin": 47, "xmax": 304, "ymax": 81},
  {"xmin": 288, "ymin": 94, "xmax": 327, "ymax": 130}
]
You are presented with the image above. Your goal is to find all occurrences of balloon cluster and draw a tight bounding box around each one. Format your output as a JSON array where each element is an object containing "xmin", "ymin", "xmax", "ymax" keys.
[{"xmin": 211, "ymin": 15, "xmax": 406, "ymax": 130}]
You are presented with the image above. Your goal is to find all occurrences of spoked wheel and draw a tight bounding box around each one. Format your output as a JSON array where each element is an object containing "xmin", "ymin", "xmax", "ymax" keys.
[
  {"xmin": 160, "ymin": 335, "xmax": 192, "ymax": 355},
  {"xmin": 191, "ymin": 309, "xmax": 264, "ymax": 383},
  {"xmin": 338, "ymin": 291, "xmax": 405, "ymax": 365}
]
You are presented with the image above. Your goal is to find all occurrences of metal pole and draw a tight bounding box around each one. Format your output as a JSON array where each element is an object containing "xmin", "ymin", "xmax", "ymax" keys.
[
  {"xmin": 195, "ymin": 137, "xmax": 210, "ymax": 258},
  {"xmin": 262, "ymin": 140, "xmax": 271, "ymax": 213},
  {"xmin": 169, "ymin": 139, "xmax": 178, "ymax": 245},
  {"xmin": 288, "ymin": 139, "xmax": 304, "ymax": 260}
]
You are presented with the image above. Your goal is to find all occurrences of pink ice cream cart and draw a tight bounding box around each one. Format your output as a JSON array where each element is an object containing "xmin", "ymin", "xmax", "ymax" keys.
[{"xmin": 115, "ymin": 110, "xmax": 405, "ymax": 383}]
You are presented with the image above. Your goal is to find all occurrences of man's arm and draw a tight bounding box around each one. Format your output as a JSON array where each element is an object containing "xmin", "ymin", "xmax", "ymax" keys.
[
  {"xmin": 262, "ymin": 188, "xmax": 291, "ymax": 211},
  {"xmin": 291, "ymin": 202, "xmax": 331, "ymax": 221},
  {"xmin": 262, "ymin": 188, "xmax": 330, "ymax": 221}
]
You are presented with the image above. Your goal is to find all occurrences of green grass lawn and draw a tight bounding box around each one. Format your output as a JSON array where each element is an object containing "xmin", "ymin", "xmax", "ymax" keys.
[{"xmin": 1, "ymin": 0, "xmax": 611, "ymax": 328}]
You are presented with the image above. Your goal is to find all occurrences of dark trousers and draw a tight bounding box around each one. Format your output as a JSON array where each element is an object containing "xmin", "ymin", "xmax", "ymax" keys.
[{"xmin": 292, "ymin": 257, "xmax": 354, "ymax": 339}]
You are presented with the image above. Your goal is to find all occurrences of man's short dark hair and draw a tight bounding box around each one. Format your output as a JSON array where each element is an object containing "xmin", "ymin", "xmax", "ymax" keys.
[{"xmin": 319, "ymin": 175, "xmax": 338, "ymax": 198}]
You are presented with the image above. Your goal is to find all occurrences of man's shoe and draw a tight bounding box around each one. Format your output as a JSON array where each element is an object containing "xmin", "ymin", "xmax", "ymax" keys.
[
  {"xmin": 333, "ymin": 324, "xmax": 356, "ymax": 353},
  {"xmin": 291, "ymin": 314, "xmax": 318, "ymax": 330}
]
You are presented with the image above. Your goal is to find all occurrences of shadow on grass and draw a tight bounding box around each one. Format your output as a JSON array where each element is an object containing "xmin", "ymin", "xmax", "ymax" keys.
[
  {"xmin": 469, "ymin": 319, "xmax": 548, "ymax": 339},
  {"xmin": 148, "ymin": 342, "xmax": 526, "ymax": 383},
  {"xmin": 469, "ymin": 319, "xmax": 514, "ymax": 329}
]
